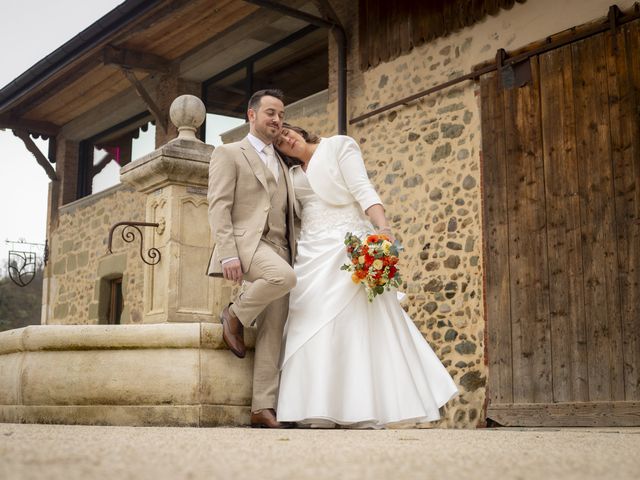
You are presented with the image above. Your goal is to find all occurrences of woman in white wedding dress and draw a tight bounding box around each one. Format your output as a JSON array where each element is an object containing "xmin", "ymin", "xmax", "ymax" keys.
[{"xmin": 274, "ymin": 124, "xmax": 458, "ymax": 428}]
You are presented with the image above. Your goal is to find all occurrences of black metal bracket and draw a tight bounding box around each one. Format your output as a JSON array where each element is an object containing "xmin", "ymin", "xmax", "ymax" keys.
[
  {"xmin": 609, "ymin": 5, "xmax": 622, "ymax": 52},
  {"xmin": 5, "ymin": 239, "xmax": 46, "ymax": 287},
  {"xmin": 107, "ymin": 221, "xmax": 161, "ymax": 265}
]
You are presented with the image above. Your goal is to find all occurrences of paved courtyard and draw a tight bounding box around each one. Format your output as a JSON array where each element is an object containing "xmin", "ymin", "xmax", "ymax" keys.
[{"xmin": 1, "ymin": 423, "xmax": 638, "ymax": 480}]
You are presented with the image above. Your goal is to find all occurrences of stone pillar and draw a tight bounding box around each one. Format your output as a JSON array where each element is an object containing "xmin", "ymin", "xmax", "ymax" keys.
[{"xmin": 120, "ymin": 95, "xmax": 231, "ymax": 323}]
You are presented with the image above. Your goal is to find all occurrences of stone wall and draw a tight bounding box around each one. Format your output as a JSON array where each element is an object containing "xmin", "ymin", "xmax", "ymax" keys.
[
  {"xmin": 43, "ymin": 185, "xmax": 146, "ymax": 325},
  {"xmin": 324, "ymin": 0, "xmax": 633, "ymax": 427}
]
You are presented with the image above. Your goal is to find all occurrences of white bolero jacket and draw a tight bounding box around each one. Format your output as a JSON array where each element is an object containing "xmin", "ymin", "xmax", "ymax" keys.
[{"xmin": 289, "ymin": 135, "xmax": 382, "ymax": 217}]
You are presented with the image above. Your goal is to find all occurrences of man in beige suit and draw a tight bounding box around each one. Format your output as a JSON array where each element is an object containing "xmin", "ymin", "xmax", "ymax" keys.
[{"xmin": 207, "ymin": 89, "xmax": 296, "ymax": 428}]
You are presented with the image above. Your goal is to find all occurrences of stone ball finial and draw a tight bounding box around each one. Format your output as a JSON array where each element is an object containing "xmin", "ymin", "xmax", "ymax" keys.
[{"xmin": 169, "ymin": 95, "xmax": 206, "ymax": 142}]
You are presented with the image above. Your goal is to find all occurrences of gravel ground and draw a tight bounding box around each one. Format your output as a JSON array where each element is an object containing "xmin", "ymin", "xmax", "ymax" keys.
[{"xmin": 1, "ymin": 424, "xmax": 639, "ymax": 480}]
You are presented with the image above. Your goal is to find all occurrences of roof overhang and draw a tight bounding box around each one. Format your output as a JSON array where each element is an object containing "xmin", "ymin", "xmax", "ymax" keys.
[{"xmin": 0, "ymin": 0, "xmax": 330, "ymax": 139}]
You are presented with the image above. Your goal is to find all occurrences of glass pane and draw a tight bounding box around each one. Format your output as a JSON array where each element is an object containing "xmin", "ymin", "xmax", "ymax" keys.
[
  {"xmin": 205, "ymin": 114, "xmax": 245, "ymax": 146},
  {"xmin": 132, "ymin": 122, "xmax": 156, "ymax": 160},
  {"xmin": 91, "ymin": 147, "xmax": 120, "ymax": 194}
]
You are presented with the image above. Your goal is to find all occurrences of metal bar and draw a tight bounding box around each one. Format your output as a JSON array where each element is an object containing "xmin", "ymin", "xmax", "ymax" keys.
[
  {"xmin": 243, "ymin": 0, "xmax": 348, "ymax": 134},
  {"xmin": 350, "ymin": 4, "xmax": 640, "ymax": 125},
  {"xmin": 202, "ymin": 25, "xmax": 318, "ymax": 89},
  {"xmin": 350, "ymin": 65, "xmax": 495, "ymax": 125},
  {"xmin": 5, "ymin": 240, "xmax": 46, "ymax": 247},
  {"xmin": 107, "ymin": 221, "xmax": 161, "ymax": 266}
]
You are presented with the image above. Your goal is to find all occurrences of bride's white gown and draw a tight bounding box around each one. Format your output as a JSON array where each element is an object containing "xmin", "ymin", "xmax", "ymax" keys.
[{"xmin": 276, "ymin": 167, "xmax": 458, "ymax": 428}]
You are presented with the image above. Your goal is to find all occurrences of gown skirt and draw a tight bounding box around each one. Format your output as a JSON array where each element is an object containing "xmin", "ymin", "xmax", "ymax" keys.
[{"xmin": 277, "ymin": 170, "xmax": 458, "ymax": 428}]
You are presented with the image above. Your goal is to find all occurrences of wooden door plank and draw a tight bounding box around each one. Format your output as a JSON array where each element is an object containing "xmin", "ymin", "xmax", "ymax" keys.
[
  {"xmin": 539, "ymin": 45, "xmax": 589, "ymax": 403},
  {"xmin": 481, "ymin": 71, "xmax": 513, "ymax": 404},
  {"xmin": 572, "ymin": 34, "xmax": 625, "ymax": 402},
  {"xmin": 606, "ymin": 21, "xmax": 640, "ymax": 401},
  {"xmin": 487, "ymin": 401, "xmax": 640, "ymax": 427},
  {"xmin": 503, "ymin": 56, "xmax": 552, "ymax": 404}
]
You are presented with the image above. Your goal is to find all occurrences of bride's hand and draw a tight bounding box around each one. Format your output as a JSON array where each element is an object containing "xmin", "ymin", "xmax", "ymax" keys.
[{"xmin": 377, "ymin": 227, "xmax": 396, "ymax": 243}]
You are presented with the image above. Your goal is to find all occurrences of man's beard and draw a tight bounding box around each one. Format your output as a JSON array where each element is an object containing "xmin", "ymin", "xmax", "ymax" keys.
[{"xmin": 259, "ymin": 123, "xmax": 280, "ymax": 141}]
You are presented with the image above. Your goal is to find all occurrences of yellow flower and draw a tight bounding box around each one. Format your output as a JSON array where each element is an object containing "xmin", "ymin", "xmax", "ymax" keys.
[
  {"xmin": 358, "ymin": 255, "xmax": 365, "ymax": 264},
  {"xmin": 372, "ymin": 259, "xmax": 383, "ymax": 270},
  {"xmin": 351, "ymin": 273, "xmax": 361, "ymax": 283},
  {"xmin": 382, "ymin": 241, "xmax": 392, "ymax": 254}
]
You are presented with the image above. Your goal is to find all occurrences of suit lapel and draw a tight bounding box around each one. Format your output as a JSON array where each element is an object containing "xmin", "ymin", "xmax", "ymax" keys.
[
  {"xmin": 276, "ymin": 151, "xmax": 298, "ymax": 260},
  {"xmin": 240, "ymin": 137, "xmax": 268, "ymax": 191}
]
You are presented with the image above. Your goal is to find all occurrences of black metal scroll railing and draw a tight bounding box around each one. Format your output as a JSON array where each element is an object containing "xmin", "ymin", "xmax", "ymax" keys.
[{"xmin": 107, "ymin": 221, "xmax": 161, "ymax": 265}]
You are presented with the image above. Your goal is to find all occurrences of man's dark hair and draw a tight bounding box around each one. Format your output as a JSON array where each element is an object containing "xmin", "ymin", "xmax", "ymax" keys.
[{"xmin": 248, "ymin": 89, "xmax": 284, "ymax": 111}]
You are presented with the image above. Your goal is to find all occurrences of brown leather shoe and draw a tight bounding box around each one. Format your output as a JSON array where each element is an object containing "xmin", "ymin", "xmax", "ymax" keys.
[
  {"xmin": 251, "ymin": 409, "xmax": 286, "ymax": 428},
  {"xmin": 220, "ymin": 304, "xmax": 245, "ymax": 358}
]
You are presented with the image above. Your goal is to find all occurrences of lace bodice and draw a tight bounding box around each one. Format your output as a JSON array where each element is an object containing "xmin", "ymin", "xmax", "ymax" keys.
[{"xmin": 292, "ymin": 167, "xmax": 372, "ymax": 239}]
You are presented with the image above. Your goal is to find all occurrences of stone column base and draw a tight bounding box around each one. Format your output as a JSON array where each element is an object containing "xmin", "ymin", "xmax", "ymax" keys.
[{"xmin": 0, "ymin": 323, "xmax": 256, "ymax": 427}]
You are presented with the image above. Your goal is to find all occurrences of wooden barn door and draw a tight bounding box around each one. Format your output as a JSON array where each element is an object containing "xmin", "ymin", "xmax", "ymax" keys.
[{"xmin": 481, "ymin": 19, "xmax": 640, "ymax": 426}]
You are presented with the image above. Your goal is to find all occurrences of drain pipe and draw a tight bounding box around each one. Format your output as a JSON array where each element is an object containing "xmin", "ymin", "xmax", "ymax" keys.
[{"xmin": 243, "ymin": 0, "xmax": 347, "ymax": 134}]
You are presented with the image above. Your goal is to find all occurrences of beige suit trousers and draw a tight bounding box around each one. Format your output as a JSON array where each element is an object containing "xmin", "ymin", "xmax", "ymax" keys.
[{"xmin": 230, "ymin": 240, "xmax": 296, "ymax": 411}]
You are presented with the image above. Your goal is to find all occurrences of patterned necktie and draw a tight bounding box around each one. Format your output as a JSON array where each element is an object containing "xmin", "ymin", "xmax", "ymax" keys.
[{"xmin": 263, "ymin": 144, "xmax": 279, "ymax": 182}]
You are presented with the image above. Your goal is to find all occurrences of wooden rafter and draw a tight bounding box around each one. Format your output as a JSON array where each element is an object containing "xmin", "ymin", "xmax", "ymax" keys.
[
  {"xmin": 12, "ymin": 129, "xmax": 57, "ymax": 181},
  {"xmin": 103, "ymin": 45, "xmax": 171, "ymax": 73},
  {"xmin": 0, "ymin": 115, "xmax": 59, "ymax": 137},
  {"xmin": 119, "ymin": 67, "xmax": 167, "ymax": 132}
]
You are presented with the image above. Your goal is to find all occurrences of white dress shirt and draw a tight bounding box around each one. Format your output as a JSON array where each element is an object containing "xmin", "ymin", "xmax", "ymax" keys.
[{"xmin": 247, "ymin": 133, "xmax": 279, "ymax": 182}]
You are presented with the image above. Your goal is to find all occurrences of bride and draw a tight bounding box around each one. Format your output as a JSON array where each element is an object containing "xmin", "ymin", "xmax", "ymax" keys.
[{"xmin": 274, "ymin": 124, "xmax": 458, "ymax": 428}]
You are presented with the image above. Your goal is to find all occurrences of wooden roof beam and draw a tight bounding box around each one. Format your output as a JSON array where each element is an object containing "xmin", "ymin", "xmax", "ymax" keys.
[
  {"xmin": 103, "ymin": 45, "xmax": 171, "ymax": 73},
  {"xmin": 12, "ymin": 129, "xmax": 58, "ymax": 181},
  {"xmin": 0, "ymin": 115, "xmax": 59, "ymax": 137},
  {"xmin": 119, "ymin": 67, "xmax": 167, "ymax": 132}
]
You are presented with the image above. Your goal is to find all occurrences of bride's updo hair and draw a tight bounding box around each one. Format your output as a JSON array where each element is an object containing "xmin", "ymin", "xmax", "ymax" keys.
[
  {"xmin": 283, "ymin": 123, "xmax": 321, "ymax": 145},
  {"xmin": 275, "ymin": 123, "xmax": 321, "ymax": 167}
]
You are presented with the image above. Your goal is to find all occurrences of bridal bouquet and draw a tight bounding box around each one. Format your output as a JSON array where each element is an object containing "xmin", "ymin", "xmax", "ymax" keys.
[{"xmin": 341, "ymin": 232, "xmax": 403, "ymax": 301}]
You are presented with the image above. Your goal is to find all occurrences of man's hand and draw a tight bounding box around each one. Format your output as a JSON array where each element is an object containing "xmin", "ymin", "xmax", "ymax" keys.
[{"xmin": 222, "ymin": 258, "xmax": 243, "ymax": 284}]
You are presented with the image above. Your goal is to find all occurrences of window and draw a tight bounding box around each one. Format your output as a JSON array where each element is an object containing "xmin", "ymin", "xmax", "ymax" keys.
[
  {"xmin": 107, "ymin": 277, "xmax": 123, "ymax": 325},
  {"xmin": 77, "ymin": 113, "xmax": 155, "ymax": 199}
]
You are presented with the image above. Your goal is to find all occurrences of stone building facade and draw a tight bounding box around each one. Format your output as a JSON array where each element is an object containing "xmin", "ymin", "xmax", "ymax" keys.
[
  {"xmin": 45, "ymin": 186, "xmax": 146, "ymax": 326},
  {"xmin": 17, "ymin": 0, "xmax": 636, "ymax": 428}
]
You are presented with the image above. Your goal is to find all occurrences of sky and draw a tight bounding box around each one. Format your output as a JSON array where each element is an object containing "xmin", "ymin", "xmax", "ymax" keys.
[{"xmin": 0, "ymin": 1, "xmax": 243, "ymax": 275}]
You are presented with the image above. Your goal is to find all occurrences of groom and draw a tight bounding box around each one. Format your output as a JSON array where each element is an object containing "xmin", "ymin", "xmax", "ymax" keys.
[{"xmin": 207, "ymin": 89, "xmax": 297, "ymax": 428}]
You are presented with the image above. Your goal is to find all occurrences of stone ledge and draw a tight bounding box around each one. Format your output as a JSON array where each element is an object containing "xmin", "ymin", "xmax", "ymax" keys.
[
  {"xmin": 0, "ymin": 404, "xmax": 249, "ymax": 427},
  {"xmin": 0, "ymin": 323, "xmax": 257, "ymax": 354},
  {"xmin": 0, "ymin": 324, "xmax": 255, "ymax": 427}
]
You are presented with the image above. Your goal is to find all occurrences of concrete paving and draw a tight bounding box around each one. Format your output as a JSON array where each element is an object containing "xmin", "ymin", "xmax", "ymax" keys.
[{"xmin": 1, "ymin": 423, "xmax": 638, "ymax": 480}]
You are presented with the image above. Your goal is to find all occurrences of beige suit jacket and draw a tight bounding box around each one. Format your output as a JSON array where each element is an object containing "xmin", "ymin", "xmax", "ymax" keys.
[{"xmin": 207, "ymin": 136, "xmax": 296, "ymax": 276}]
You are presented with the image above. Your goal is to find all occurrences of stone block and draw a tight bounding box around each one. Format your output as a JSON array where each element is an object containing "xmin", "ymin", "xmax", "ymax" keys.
[
  {"xmin": 0, "ymin": 324, "xmax": 254, "ymax": 427},
  {"xmin": 62, "ymin": 240, "xmax": 75, "ymax": 254},
  {"xmin": 97, "ymin": 253, "xmax": 127, "ymax": 279},
  {"xmin": 200, "ymin": 349, "xmax": 253, "ymax": 406},
  {"xmin": 77, "ymin": 251, "xmax": 89, "ymax": 268},
  {"xmin": 20, "ymin": 349, "xmax": 200, "ymax": 406},
  {"xmin": 53, "ymin": 303, "xmax": 69, "ymax": 320},
  {"xmin": 53, "ymin": 259, "xmax": 66, "ymax": 275},
  {"xmin": 88, "ymin": 303, "xmax": 99, "ymax": 321},
  {"xmin": 67, "ymin": 254, "xmax": 77, "ymax": 272},
  {"xmin": 0, "ymin": 352, "xmax": 22, "ymax": 404}
]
